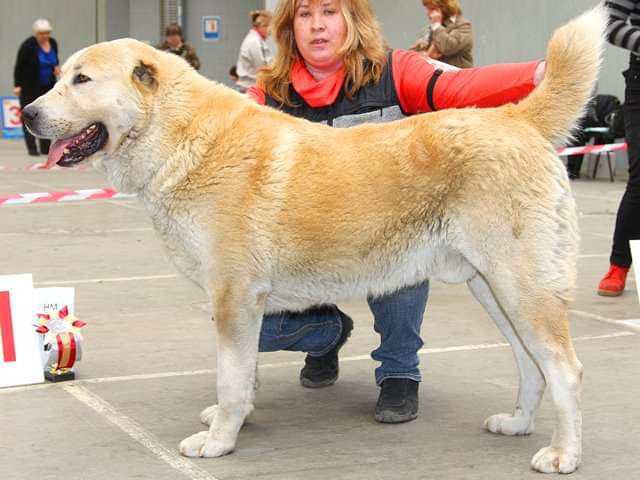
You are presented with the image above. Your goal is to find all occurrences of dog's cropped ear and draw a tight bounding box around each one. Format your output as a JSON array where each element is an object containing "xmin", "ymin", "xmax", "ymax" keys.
[{"xmin": 132, "ymin": 61, "xmax": 158, "ymax": 92}]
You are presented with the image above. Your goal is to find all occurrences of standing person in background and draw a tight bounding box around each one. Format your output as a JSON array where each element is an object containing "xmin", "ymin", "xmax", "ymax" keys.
[
  {"xmin": 414, "ymin": 0, "xmax": 473, "ymax": 68},
  {"xmin": 236, "ymin": 10, "xmax": 274, "ymax": 92},
  {"xmin": 13, "ymin": 19, "xmax": 59, "ymax": 156},
  {"xmin": 247, "ymin": 0, "xmax": 546, "ymax": 423},
  {"xmin": 157, "ymin": 24, "xmax": 201, "ymax": 70},
  {"xmin": 597, "ymin": 1, "xmax": 640, "ymax": 296}
]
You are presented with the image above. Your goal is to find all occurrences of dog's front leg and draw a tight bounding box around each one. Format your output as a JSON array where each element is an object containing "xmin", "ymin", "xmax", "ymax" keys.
[{"xmin": 180, "ymin": 283, "xmax": 264, "ymax": 458}]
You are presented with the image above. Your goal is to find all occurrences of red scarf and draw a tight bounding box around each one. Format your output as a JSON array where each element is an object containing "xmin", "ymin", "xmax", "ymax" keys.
[{"xmin": 291, "ymin": 59, "xmax": 345, "ymax": 108}]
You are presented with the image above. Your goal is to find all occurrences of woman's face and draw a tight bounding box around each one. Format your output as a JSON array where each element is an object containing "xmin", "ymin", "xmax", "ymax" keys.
[
  {"xmin": 256, "ymin": 24, "xmax": 270, "ymax": 38},
  {"xmin": 293, "ymin": 0, "xmax": 348, "ymax": 69},
  {"xmin": 35, "ymin": 32, "xmax": 51, "ymax": 44},
  {"xmin": 166, "ymin": 33, "xmax": 182, "ymax": 48}
]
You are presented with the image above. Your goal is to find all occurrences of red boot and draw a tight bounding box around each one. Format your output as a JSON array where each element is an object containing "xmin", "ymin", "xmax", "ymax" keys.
[{"xmin": 597, "ymin": 264, "xmax": 630, "ymax": 297}]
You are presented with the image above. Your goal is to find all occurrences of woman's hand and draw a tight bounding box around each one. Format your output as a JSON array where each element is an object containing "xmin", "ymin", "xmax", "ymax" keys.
[
  {"xmin": 53, "ymin": 66, "xmax": 61, "ymax": 78},
  {"xmin": 427, "ymin": 45, "xmax": 443, "ymax": 59},
  {"xmin": 414, "ymin": 40, "xmax": 429, "ymax": 52},
  {"xmin": 13, "ymin": 86, "xmax": 22, "ymax": 96},
  {"xmin": 429, "ymin": 8, "xmax": 443, "ymax": 25},
  {"xmin": 534, "ymin": 61, "xmax": 546, "ymax": 87}
]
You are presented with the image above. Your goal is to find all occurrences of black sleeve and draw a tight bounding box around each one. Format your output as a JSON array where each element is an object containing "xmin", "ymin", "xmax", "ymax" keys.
[
  {"xmin": 605, "ymin": 0, "xmax": 640, "ymax": 53},
  {"xmin": 51, "ymin": 38, "xmax": 59, "ymax": 65},
  {"xmin": 14, "ymin": 40, "xmax": 29, "ymax": 88}
]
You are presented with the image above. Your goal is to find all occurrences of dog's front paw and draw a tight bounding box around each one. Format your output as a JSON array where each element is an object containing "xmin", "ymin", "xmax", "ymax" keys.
[
  {"xmin": 179, "ymin": 430, "xmax": 235, "ymax": 458},
  {"xmin": 531, "ymin": 446, "xmax": 581, "ymax": 474},
  {"xmin": 484, "ymin": 412, "xmax": 534, "ymax": 436},
  {"xmin": 200, "ymin": 405, "xmax": 219, "ymax": 426}
]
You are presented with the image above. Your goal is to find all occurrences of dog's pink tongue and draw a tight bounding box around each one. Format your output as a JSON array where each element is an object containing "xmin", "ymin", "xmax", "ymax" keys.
[{"xmin": 46, "ymin": 138, "xmax": 74, "ymax": 168}]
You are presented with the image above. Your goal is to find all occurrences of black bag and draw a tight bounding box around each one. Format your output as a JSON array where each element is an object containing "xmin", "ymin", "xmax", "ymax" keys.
[
  {"xmin": 593, "ymin": 94, "xmax": 621, "ymax": 125},
  {"xmin": 605, "ymin": 105, "xmax": 625, "ymax": 138},
  {"xmin": 576, "ymin": 94, "xmax": 624, "ymax": 139}
]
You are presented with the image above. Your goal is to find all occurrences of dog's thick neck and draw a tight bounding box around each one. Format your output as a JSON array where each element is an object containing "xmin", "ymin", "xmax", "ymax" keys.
[{"xmin": 102, "ymin": 68, "xmax": 251, "ymax": 198}]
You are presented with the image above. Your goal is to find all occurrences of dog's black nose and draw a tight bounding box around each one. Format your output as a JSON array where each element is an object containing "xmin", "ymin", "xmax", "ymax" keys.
[{"xmin": 21, "ymin": 105, "xmax": 38, "ymax": 123}]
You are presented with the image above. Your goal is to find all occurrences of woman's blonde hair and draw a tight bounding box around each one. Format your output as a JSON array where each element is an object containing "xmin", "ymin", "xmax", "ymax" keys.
[
  {"xmin": 258, "ymin": 0, "xmax": 388, "ymax": 106},
  {"xmin": 250, "ymin": 10, "xmax": 273, "ymax": 28},
  {"xmin": 421, "ymin": 0, "xmax": 462, "ymax": 20}
]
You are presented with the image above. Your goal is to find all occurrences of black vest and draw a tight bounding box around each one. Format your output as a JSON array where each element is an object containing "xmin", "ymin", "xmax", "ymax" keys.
[{"xmin": 265, "ymin": 51, "xmax": 408, "ymax": 128}]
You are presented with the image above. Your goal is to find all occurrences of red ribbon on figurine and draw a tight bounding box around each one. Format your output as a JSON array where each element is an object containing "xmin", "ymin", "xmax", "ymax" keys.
[{"xmin": 34, "ymin": 306, "xmax": 86, "ymax": 373}]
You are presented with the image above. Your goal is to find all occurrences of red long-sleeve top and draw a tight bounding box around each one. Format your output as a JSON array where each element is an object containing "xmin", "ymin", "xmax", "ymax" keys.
[{"xmin": 248, "ymin": 49, "xmax": 540, "ymax": 114}]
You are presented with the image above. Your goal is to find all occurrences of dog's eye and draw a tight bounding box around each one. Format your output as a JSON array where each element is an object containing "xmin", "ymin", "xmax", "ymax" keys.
[{"xmin": 73, "ymin": 74, "xmax": 91, "ymax": 85}]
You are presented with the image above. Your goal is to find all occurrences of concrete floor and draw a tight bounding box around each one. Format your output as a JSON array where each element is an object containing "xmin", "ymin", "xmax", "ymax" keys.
[{"xmin": 0, "ymin": 138, "xmax": 638, "ymax": 480}]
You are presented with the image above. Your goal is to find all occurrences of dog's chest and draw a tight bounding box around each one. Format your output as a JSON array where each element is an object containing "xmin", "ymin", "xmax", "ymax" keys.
[{"xmin": 149, "ymin": 207, "xmax": 210, "ymax": 288}]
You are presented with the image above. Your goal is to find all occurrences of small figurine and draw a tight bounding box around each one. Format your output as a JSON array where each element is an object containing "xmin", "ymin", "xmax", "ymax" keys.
[{"xmin": 34, "ymin": 306, "xmax": 86, "ymax": 382}]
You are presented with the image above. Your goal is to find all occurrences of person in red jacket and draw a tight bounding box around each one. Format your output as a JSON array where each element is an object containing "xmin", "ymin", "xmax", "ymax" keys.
[{"xmin": 247, "ymin": 0, "xmax": 546, "ymax": 424}]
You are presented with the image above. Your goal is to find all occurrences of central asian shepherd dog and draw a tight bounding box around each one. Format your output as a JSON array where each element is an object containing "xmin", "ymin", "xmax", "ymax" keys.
[{"xmin": 22, "ymin": 6, "xmax": 607, "ymax": 474}]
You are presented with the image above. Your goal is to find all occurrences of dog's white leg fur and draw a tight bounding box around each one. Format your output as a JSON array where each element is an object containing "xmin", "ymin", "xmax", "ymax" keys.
[
  {"xmin": 200, "ymin": 365, "xmax": 259, "ymax": 426},
  {"xmin": 180, "ymin": 284, "xmax": 263, "ymax": 458},
  {"xmin": 529, "ymin": 355, "xmax": 582, "ymax": 474},
  {"xmin": 467, "ymin": 274, "xmax": 545, "ymax": 436},
  {"xmin": 482, "ymin": 275, "xmax": 582, "ymax": 473}
]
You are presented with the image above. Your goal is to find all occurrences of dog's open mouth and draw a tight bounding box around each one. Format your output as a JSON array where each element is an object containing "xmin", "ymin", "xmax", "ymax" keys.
[{"xmin": 46, "ymin": 123, "xmax": 109, "ymax": 168}]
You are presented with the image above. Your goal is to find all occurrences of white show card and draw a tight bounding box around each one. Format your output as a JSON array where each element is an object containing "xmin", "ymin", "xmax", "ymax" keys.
[{"xmin": 0, "ymin": 274, "xmax": 44, "ymax": 388}]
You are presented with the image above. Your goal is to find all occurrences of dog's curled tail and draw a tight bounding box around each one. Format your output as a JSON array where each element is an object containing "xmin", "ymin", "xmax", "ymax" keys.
[{"xmin": 515, "ymin": 5, "xmax": 607, "ymax": 146}]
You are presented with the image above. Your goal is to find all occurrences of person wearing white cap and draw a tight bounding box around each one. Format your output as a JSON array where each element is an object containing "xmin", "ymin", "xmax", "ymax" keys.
[{"xmin": 13, "ymin": 19, "xmax": 60, "ymax": 156}]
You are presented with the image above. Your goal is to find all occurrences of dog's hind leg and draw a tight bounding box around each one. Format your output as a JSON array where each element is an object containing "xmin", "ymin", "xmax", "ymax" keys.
[
  {"xmin": 180, "ymin": 282, "xmax": 265, "ymax": 458},
  {"xmin": 481, "ymin": 274, "xmax": 582, "ymax": 473},
  {"xmin": 467, "ymin": 274, "xmax": 545, "ymax": 436}
]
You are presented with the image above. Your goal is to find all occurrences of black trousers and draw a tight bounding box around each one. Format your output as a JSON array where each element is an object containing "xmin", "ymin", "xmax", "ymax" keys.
[
  {"xmin": 19, "ymin": 84, "xmax": 54, "ymax": 155},
  {"xmin": 610, "ymin": 66, "xmax": 640, "ymax": 267}
]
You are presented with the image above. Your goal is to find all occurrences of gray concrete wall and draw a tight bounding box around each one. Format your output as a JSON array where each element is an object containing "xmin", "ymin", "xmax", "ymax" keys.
[
  {"xmin": 0, "ymin": 1, "xmax": 97, "ymax": 96},
  {"xmin": 183, "ymin": 0, "xmax": 262, "ymax": 85},
  {"xmin": 372, "ymin": 0, "xmax": 629, "ymax": 100},
  {"xmin": 106, "ymin": 0, "xmax": 131, "ymax": 41},
  {"xmin": 130, "ymin": 0, "xmax": 162, "ymax": 45},
  {"xmin": 1, "ymin": 1, "xmax": 631, "ymax": 103}
]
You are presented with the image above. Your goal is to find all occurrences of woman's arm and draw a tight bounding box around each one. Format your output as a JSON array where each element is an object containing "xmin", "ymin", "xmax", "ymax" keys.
[
  {"xmin": 605, "ymin": 0, "xmax": 640, "ymax": 52},
  {"xmin": 243, "ymin": 35, "xmax": 270, "ymax": 73},
  {"xmin": 13, "ymin": 40, "xmax": 30, "ymax": 91},
  {"xmin": 246, "ymin": 85, "xmax": 266, "ymax": 104},
  {"xmin": 430, "ymin": 20, "xmax": 473, "ymax": 57},
  {"xmin": 186, "ymin": 45, "xmax": 201, "ymax": 70},
  {"xmin": 392, "ymin": 49, "xmax": 540, "ymax": 114}
]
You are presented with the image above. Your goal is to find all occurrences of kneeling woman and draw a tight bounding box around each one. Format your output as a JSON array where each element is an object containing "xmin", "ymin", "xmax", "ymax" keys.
[{"xmin": 247, "ymin": 0, "xmax": 545, "ymax": 423}]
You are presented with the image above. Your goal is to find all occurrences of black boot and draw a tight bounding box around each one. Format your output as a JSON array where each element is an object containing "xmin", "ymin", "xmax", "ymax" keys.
[
  {"xmin": 299, "ymin": 308, "xmax": 353, "ymax": 388},
  {"xmin": 375, "ymin": 378, "xmax": 419, "ymax": 423}
]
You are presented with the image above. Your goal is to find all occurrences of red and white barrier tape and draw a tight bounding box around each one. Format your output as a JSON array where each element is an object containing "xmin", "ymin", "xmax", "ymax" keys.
[
  {"xmin": 2, "ymin": 146, "xmax": 626, "ymax": 169},
  {"xmin": 0, "ymin": 163, "xmax": 91, "ymax": 172},
  {"xmin": 0, "ymin": 188, "xmax": 135, "ymax": 206},
  {"xmin": 556, "ymin": 143, "xmax": 627, "ymax": 157},
  {"xmin": 0, "ymin": 142, "xmax": 627, "ymax": 206}
]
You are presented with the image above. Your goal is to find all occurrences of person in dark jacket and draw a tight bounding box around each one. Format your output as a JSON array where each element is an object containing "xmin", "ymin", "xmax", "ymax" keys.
[
  {"xmin": 13, "ymin": 18, "xmax": 59, "ymax": 156},
  {"xmin": 157, "ymin": 24, "xmax": 201, "ymax": 70}
]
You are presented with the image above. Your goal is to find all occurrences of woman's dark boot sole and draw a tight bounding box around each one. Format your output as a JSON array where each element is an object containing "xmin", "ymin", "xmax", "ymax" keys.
[{"xmin": 374, "ymin": 410, "xmax": 419, "ymax": 424}]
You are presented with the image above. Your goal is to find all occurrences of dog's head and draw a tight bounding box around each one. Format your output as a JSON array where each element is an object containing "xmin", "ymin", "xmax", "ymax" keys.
[{"xmin": 22, "ymin": 39, "xmax": 165, "ymax": 168}]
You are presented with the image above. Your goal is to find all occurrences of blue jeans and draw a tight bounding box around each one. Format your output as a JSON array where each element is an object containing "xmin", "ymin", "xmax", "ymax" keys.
[{"xmin": 259, "ymin": 281, "xmax": 429, "ymax": 385}]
